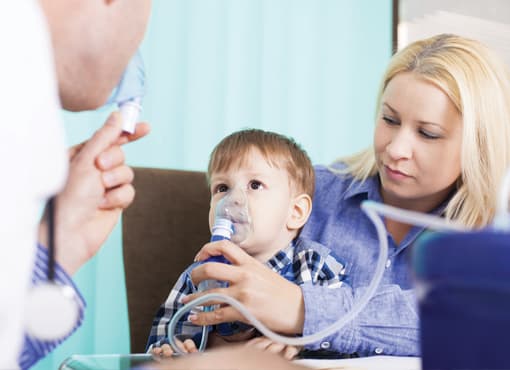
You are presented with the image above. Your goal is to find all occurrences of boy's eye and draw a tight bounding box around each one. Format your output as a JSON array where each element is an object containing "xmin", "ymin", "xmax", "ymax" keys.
[
  {"xmin": 249, "ymin": 180, "xmax": 264, "ymax": 190},
  {"xmin": 214, "ymin": 184, "xmax": 229, "ymax": 193}
]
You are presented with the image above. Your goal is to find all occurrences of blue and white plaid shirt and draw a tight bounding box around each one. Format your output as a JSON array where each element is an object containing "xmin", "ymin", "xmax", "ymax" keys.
[{"xmin": 146, "ymin": 236, "xmax": 348, "ymax": 351}]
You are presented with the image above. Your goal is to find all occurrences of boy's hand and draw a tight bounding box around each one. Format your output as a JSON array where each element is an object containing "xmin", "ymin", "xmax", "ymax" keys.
[
  {"xmin": 244, "ymin": 336, "xmax": 301, "ymax": 360},
  {"xmin": 151, "ymin": 339, "xmax": 199, "ymax": 358}
]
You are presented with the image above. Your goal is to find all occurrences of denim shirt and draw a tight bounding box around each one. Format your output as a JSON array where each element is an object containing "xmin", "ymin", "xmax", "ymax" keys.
[{"xmin": 300, "ymin": 163, "xmax": 443, "ymax": 357}]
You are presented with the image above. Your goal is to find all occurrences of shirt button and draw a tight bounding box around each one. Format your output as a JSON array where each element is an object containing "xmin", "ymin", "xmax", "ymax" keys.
[
  {"xmin": 320, "ymin": 341, "xmax": 331, "ymax": 349},
  {"xmin": 385, "ymin": 259, "xmax": 392, "ymax": 268},
  {"xmin": 375, "ymin": 347, "xmax": 384, "ymax": 354}
]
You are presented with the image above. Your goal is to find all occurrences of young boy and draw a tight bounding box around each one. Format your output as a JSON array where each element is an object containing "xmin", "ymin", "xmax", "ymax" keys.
[{"xmin": 146, "ymin": 129, "xmax": 348, "ymax": 358}]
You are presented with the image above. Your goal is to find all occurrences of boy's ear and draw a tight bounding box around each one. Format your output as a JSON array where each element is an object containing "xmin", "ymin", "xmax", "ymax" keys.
[{"xmin": 287, "ymin": 193, "xmax": 312, "ymax": 231}]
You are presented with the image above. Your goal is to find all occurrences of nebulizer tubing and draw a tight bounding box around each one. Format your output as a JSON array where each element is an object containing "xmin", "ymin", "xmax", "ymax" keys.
[{"xmin": 167, "ymin": 196, "xmax": 470, "ymax": 354}]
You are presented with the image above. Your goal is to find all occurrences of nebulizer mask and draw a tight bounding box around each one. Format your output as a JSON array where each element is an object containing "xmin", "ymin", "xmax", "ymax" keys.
[
  {"xmin": 24, "ymin": 51, "xmax": 146, "ymax": 341},
  {"xmin": 168, "ymin": 187, "xmax": 252, "ymax": 352}
]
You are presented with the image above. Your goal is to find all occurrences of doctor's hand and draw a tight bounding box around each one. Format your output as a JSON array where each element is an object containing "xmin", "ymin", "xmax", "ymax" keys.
[
  {"xmin": 182, "ymin": 240, "xmax": 305, "ymax": 336},
  {"xmin": 38, "ymin": 112, "xmax": 150, "ymax": 275}
]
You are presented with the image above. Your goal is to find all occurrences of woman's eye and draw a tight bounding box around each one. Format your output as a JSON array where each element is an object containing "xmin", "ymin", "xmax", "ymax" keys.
[
  {"xmin": 214, "ymin": 184, "xmax": 229, "ymax": 193},
  {"xmin": 249, "ymin": 180, "xmax": 264, "ymax": 190},
  {"xmin": 419, "ymin": 129, "xmax": 441, "ymax": 140},
  {"xmin": 382, "ymin": 115, "xmax": 399, "ymax": 126}
]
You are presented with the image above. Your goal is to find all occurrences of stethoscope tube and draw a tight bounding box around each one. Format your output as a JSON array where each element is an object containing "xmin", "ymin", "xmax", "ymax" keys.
[
  {"xmin": 24, "ymin": 197, "xmax": 80, "ymax": 340},
  {"xmin": 47, "ymin": 197, "xmax": 56, "ymax": 281}
]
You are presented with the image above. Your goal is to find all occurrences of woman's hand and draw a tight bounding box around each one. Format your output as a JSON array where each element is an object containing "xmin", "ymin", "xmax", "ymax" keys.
[
  {"xmin": 38, "ymin": 112, "xmax": 150, "ymax": 275},
  {"xmin": 182, "ymin": 240, "xmax": 305, "ymax": 335}
]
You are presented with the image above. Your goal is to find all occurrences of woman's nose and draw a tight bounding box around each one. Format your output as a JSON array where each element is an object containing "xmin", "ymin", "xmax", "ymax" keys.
[{"xmin": 386, "ymin": 128, "xmax": 413, "ymax": 160}]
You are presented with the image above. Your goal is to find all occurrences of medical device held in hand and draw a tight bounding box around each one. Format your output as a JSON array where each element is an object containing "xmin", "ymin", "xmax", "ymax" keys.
[
  {"xmin": 196, "ymin": 217, "xmax": 233, "ymax": 292},
  {"xmin": 25, "ymin": 197, "xmax": 79, "ymax": 340},
  {"xmin": 106, "ymin": 50, "xmax": 146, "ymax": 134},
  {"xmin": 168, "ymin": 190, "xmax": 252, "ymax": 352},
  {"xmin": 168, "ymin": 169, "xmax": 510, "ymax": 355},
  {"xmin": 198, "ymin": 190, "xmax": 252, "ymax": 291}
]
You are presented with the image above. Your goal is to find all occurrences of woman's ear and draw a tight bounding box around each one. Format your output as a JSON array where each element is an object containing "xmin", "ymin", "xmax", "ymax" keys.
[{"xmin": 287, "ymin": 193, "xmax": 312, "ymax": 231}]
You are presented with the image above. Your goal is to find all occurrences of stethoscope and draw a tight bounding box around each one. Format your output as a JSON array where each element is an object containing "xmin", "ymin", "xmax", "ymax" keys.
[{"xmin": 24, "ymin": 197, "xmax": 80, "ymax": 340}]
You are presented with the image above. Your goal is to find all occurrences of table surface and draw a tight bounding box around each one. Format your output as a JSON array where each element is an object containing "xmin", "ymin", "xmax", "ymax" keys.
[
  {"xmin": 59, "ymin": 354, "xmax": 154, "ymax": 370},
  {"xmin": 59, "ymin": 354, "xmax": 421, "ymax": 370}
]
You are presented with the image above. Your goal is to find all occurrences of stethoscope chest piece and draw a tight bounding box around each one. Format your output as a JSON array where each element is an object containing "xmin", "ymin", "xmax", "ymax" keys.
[{"xmin": 25, "ymin": 282, "xmax": 79, "ymax": 340}]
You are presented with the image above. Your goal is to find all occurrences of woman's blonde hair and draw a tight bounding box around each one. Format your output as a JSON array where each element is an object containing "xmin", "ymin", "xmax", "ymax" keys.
[{"xmin": 338, "ymin": 34, "xmax": 510, "ymax": 227}]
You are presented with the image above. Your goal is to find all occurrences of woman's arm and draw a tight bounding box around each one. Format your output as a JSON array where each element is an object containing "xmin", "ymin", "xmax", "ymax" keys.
[
  {"xmin": 183, "ymin": 241, "xmax": 419, "ymax": 357},
  {"xmin": 301, "ymin": 283, "xmax": 419, "ymax": 356}
]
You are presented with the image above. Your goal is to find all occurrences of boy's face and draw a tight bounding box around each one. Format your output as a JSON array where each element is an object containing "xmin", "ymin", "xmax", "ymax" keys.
[{"xmin": 208, "ymin": 147, "xmax": 298, "ymax": 262}]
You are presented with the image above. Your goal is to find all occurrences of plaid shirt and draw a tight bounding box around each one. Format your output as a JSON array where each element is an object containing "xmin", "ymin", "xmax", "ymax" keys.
[{"xmin": 146, "ymin": 236, "xmax": 348, "ymax": 351}]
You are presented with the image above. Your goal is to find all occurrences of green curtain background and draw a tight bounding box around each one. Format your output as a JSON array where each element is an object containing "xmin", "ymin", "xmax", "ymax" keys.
[{"xmin": 34, "ymin": 1, "xmax": 391, "ymax": 368}]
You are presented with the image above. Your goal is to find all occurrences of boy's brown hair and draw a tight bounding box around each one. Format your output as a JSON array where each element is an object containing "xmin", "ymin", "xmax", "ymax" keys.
[{"xmin": 207, "ymin": 129, "xmax": 315, "ymax": 198}]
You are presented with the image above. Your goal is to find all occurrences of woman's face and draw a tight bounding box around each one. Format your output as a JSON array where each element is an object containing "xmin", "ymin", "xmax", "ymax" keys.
[{"xmin": 374, "ymin": 72, "xmax": 463, "ymax": 212}]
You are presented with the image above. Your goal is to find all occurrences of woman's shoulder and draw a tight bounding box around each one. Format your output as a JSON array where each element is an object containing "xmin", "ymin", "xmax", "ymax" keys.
[
  {"xmin": 294, "ymin": 236, "xmax": 332, "ymax": 258},
  {"xmin": 313, "ymin": 161, "xmax": 356, "ymax": 193}
]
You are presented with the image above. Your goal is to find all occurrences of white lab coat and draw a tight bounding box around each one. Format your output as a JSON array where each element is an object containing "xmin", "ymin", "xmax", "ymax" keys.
[{"xmin": 0, "ymin": 0, "xmax": 67, "ymax": 367}]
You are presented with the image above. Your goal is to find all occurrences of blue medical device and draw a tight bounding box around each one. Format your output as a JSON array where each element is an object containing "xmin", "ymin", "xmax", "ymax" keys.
[{"xmin": 413, "ymin": 230, "xmax": 510, "ymax": 370}]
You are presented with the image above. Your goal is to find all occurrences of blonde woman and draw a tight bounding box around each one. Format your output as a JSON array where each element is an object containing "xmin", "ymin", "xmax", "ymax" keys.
[{"xmin": 179, "ymin": 34, "xmax": 510, "ymax": 360}]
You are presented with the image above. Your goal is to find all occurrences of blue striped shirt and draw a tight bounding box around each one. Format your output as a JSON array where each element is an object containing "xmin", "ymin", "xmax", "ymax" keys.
[
  {"xmin": 18, "ymin": 244, "xmax": 85, "ymax": 370},
  {"xmin": 146, "ymin": 237, "xmax": 348, "ymax": 351}
]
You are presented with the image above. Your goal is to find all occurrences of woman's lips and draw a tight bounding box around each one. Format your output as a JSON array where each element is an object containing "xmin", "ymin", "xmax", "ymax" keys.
[{"xmin": 384, "ymin": 165, "xmax": 410, "ymax": 181}]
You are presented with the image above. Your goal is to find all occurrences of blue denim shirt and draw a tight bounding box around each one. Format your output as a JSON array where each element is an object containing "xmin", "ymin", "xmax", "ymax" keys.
[{"xmin": 300, "ymin": 163, "xmax": 442, "ymax": 357}]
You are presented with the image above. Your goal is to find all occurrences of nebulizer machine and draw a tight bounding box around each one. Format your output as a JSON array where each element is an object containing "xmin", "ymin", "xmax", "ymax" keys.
[
  {"xmin": 167, "ymin": 168, "xmax": 510, "ymax": 355},
  {"xmin": 24, "ymin": 51, "xmax": 146, "ymax": 341}
]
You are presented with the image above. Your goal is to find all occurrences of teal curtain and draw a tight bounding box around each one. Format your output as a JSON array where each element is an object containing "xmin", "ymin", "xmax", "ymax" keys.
[{"xmin": 35, "ymin": 1, "xmax": 391, "ymax": 368}]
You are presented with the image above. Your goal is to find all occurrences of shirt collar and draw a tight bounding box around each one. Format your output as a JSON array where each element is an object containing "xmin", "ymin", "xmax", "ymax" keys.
[
  {"xmin": 343, "ymin": 172, "xmax": 451, "ymax": 217},
  {"xmin": 342, "ymin": 172, "xmax": 452, "ymax": 254},
  {"xmin": 264, "ymin": 242, "xmax": 294, "ymax": 273},
  {"xmin": 343, "ymin": 173, "xmax": 382, "ymax": 202}
]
